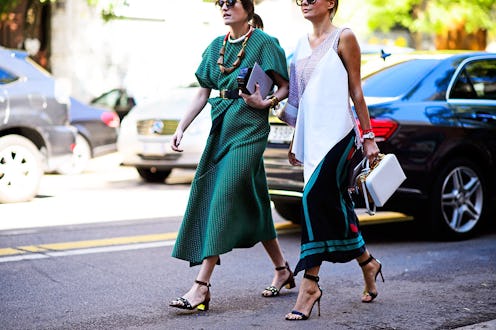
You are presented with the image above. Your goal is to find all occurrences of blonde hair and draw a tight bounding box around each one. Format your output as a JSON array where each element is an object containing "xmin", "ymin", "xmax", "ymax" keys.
[{"xmin": 330, "ymin": 0, "xmax": 339, "ymax": 19}]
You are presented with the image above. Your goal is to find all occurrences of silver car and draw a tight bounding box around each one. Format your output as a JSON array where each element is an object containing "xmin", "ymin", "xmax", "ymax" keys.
[
  {"xmin": 0, "ymin": 48, "xmax": 76, "ymax": 203},
  {"xmin": 117, "ymin": 87, "xmax": 211, "ymax": 182}
]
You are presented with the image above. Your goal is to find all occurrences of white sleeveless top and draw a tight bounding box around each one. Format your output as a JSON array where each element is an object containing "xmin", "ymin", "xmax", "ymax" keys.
[{"xmin": 288, "ymin": 28, "xmax": 356, "ymax": 184}]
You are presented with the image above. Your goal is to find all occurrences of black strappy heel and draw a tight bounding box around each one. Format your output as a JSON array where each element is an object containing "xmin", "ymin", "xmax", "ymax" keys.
[
  {"xmin": 359, "ymin": 254, "xmax": 384, "ymax": 303},
  {"xmin": 169, "ymin": 280, "xmax": 211, "ymax": 311},
  {"xmin": 285, "ymin": 273, "xmax": 322, "ymax": 321},
  {"xmin": 262, "ymin": 261, "xmax": 296, "ymax": 297}
]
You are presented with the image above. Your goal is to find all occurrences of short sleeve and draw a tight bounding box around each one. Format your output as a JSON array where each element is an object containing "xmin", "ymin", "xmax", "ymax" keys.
[
  {"xmin": 195, "ymin": 36, "xmax": 223, "ymax": 89},
  {"xmin": 256, "ymin": 33, "xmax": 289, "ymax": 82}
]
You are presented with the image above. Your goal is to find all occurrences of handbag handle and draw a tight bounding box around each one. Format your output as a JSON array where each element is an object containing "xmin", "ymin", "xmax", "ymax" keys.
[
  {"xmin": 356, "ymin": 154, "xmax": 385, "ymax": 216},
  {"xmin": 361, "ymin": 178, "xmax": 376, "ymax": 216}
]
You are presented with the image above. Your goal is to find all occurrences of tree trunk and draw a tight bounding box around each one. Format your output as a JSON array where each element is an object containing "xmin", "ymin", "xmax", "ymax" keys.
[{"xmin": 435, "ymin": 25, "xmax": 487, "ymax": 50}]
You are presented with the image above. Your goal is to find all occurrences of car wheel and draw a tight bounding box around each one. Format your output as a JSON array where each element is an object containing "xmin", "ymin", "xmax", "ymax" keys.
[
  {"xmin": 57, "ymin": 134, "xmax": 92, "ymax": 175},
  {"xmin": 430, "ymin": 158, "xmax": 487, "ymax": 240},
  {"xmin": 273, "ymin": 200, "xmax": 303, "ymax": 224},
  {"xmin": 136, "ymin": 167, "xmax": 171, "ymax": 183},
  {"xmin": 0, "ymin": 135, "xmax": 43, "ymax": 203}
]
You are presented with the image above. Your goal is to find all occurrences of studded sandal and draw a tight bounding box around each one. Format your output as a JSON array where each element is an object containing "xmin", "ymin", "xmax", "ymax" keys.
[
  {"xmin": 169, "ymin": 280, "xmax": 211, "ymax": 311},
  {"xmin": 262, "ymin": 261, "xmax": 296, "ymax": 297}
]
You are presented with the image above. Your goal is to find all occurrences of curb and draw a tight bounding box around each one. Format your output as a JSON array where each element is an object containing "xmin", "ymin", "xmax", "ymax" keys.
[{"xmin": 455, "ymin": 319, "xmax": 496, "ymax": 329}]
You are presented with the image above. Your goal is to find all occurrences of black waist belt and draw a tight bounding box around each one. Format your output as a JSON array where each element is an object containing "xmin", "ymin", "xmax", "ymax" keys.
[{"xmin": 219, "ymin": 89, "xmax": 240, "ymax": 99}]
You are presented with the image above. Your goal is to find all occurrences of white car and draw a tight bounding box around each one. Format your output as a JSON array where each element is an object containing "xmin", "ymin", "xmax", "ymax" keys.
[{"xmin": 117, "ymin": 87, "xmax": 211, "ymax": 182}]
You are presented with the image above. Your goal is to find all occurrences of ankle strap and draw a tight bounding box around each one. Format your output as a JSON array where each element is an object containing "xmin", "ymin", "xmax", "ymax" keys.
[
  {"xmin": 359, "ymin": 255, "xmax": 374, "ymax": 267},
  {"xmin": 275, "ymin": 261, "xmax": 290, "ymax": 271},
  {"xmin": 195, "ymin": 280, "xmax": 211, "ymax": 287},
  {"xmin": 303, "ymin": 273, "xmax": 319, "ymax": 282}
]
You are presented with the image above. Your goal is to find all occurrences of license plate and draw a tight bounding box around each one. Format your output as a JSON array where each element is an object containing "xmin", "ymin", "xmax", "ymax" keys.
[
  {"xmin": 268, "ymin": 125, "xmax": 294, "ymax": 144},
  {"xmin": 141, "ymin": 142, "xmax": 169, "ymax": 155}
]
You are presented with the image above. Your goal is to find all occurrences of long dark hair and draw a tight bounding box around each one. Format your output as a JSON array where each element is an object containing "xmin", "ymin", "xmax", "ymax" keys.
[{"xmin": 240, "ymin": 0, "xmax": 255, "ymax": 21}]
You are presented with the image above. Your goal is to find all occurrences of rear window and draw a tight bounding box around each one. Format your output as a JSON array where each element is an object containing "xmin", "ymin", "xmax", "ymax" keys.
[
  {"xmin": 0, "ymin": 67, "xmax": 18, "ymax": 84},
  {"xmin": 362, "ymin": 59, "xmax": 439, "ymax": 97}
]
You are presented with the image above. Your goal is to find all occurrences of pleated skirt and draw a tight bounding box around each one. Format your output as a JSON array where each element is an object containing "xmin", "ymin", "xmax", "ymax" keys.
[{"xmin": 294, "ymin": 130, "xmax": 366, "ymax": 275}]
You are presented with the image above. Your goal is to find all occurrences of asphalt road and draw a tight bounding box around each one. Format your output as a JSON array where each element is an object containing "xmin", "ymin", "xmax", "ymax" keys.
[{"xmin": 0, "ymin": 153, "xmax": 495, "ymax": 330}]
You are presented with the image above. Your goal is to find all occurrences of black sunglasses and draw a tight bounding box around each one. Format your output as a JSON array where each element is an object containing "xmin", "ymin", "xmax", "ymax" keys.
[
  {"xmin": 296, "ymin": 0, "xmax": 318, "ymax": 6},
  {"xmin": 215, "ymin": 0, "xmax": 237, "ymax": 8}
]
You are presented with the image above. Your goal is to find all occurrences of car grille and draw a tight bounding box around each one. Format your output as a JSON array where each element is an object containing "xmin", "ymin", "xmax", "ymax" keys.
[{"xmin": 137, "ymin": 119, "xmax": 178, "ymax": 136}]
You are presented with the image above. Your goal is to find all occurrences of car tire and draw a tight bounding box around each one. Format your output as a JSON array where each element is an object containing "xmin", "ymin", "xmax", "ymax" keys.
[
  {"xmin": 0, "ymin": 135, "xmax": 43, "ymax": 203},
  {"xmin": 429, "ymin": 158, "xmax": 488, "ymax": 240},
  {"xmin": 273, "ymin": 200, "xmax": 303, "ymax": 224},
  {"xmin": 57, "ymin": 134, "xmax": 92, "ymax": 175},
  {"xmin": 136, "ymin": 167, "xmax": 171, "ymax": 183}
]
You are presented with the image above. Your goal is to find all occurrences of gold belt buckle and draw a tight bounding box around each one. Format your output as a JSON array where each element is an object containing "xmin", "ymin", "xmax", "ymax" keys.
[{"xmin": 220, "ymin": 90, "xmax": 228, "ymax": 99}]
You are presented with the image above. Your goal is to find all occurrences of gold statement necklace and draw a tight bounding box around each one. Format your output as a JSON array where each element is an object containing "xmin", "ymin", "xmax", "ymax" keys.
[{"xmin": 217, "ymin": 27, "xmax": 254, "ymax": 74}]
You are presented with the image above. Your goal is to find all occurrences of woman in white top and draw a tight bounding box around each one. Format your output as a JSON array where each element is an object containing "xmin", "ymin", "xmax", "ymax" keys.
[{"xmin": 284, "ymin": 0, "xmax": 383, "ymax": 321}]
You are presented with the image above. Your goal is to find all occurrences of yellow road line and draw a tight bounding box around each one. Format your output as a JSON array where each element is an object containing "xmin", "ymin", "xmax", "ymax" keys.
[
  {"xmin": 0, "ymin": 233, "xmax": 178, "ymax": 257},
  {"xmin": 38, "ymin": 232, "xmax": 177, "ymax": 251},
  {"xmin": 0, "ymin": 248, "xmax": 25, "ymax": 256},
  {"xmin": 17, "ymin": 246, "xmax": 48, "ymax": 253},
  {"xmin": 0, "ymin": 212, "xmax": 412, "ymax": 258}
]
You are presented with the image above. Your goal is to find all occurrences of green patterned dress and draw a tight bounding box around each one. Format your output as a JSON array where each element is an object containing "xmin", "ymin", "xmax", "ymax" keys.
[{"xmin": 172, "ymin": 29, "xmax": 288, "ymax": 266}]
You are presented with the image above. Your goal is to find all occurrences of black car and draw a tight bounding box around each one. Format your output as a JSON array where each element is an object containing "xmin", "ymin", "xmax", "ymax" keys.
[
  {"xmin": 0, "ymin": 48, "xmax": 76, "ymax": 203},
  {"xmin": 264, "ymin": 52, "xmax": 496, "ymax": 240}
]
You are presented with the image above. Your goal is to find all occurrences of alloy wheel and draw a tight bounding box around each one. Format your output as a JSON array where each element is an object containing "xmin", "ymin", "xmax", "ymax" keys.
[{"xmin": 440, "ymin": 166, "xmax": 483, "ymax": 234}]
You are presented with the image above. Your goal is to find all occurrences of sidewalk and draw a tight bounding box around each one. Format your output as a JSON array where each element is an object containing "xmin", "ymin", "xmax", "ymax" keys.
[{"xmin": 456, "ymin": 320, "xmax": 496, "ymax": 329}]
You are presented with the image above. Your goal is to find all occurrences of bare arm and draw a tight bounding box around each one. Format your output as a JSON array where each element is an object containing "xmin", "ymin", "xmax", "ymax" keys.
[
  {"xmin": 338, "ymin": 29, "xmax": 379, "ymax": 163},
  {"xmin": 170, "ymin": 87, "xmax": 211, "ymax": 152}
]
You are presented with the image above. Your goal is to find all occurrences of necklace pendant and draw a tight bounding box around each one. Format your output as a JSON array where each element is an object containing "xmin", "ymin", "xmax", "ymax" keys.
[
  {"xmin": 218, "ymin": 28, "xmax": 253, "ymax": 75},
  {"xmin": 232, "ymin": 58, "xmax": 241, "ymax": 68}
]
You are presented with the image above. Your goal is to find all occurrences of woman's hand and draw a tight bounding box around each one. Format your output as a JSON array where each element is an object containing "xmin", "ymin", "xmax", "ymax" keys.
[
  {"xmin": 288, "ymin": 152, "xmax": 302, "ymax": 166},
  {"xmin": 170, "ymin": 128, "xmax": 184, "ymax": 152},
  {"xmin": 363, "ymin": 139, "xmax": 380, "ymax": 165},
  {"xmin": 239, "ymin": 84, "xmax": 270, "ymax": 109}
]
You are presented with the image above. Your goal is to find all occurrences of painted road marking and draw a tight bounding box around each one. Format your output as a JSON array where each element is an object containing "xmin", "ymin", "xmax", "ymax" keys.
[
  {"xmin": 0, "ymin": 212, "xmax": 412, "ymax": 263},
  {"xmin": 0, "ymin": 241, "xmax": 175, "ymax": 263}
]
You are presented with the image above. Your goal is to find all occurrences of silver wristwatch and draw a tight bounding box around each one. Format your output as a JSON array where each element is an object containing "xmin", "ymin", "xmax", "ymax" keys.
[{"xmin": 362, "ymin": 131, "xmax": 375, "ymax": 140}]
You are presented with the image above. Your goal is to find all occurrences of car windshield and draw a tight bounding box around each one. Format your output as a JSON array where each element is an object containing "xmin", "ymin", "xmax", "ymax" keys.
[{"xmin": 362, "ymin": 59, "xmax": 440, "ymax": 97}]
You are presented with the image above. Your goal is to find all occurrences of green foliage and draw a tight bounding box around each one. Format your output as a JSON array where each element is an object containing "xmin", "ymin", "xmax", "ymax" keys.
[
  {"xmin": 0, "ymin": 0, "xmax": 128, "ymax": 21},
  {"xmin": 98, "ymin": 0, "xmax": 130, "ymax": 22},
  {"xmin": 366, "ymin": 0, "xmax": 496, "ymax": 34},
  {"xmin": 202, "ymin": 0, "xmax": 264, "ymax": 4},
  {"xmin": 0, "ymin": 0, "xmax": 20, "ymax": 16}
]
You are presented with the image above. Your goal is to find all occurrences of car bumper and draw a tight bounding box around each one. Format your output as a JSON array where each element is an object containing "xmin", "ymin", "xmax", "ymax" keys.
[
  {"xmin": 43, "ymin": 125, "xmax": 77, "ymax": 172},
  {"xmin": 118, "ymin": 133, "xmax": 204, "ymax": 170}
]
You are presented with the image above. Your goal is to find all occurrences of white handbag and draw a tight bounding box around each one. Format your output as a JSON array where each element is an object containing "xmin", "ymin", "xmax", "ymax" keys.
[
  {"xmin": 275, "ymin": 102, "xmax": 298, "ymax": 127},
  {"xmin": 355, "ymin": 153, "xmax": 406, "ymax": 215}
]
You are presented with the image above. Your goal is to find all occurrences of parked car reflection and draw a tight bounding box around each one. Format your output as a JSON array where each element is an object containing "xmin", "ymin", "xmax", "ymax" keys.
[
  {"xmin": 264, "ymin": 52, "xmax": 496, "ymax": 240},
  {"xmin": 117, "ymin": 87, "xmax": 210, "ymax": 182}
]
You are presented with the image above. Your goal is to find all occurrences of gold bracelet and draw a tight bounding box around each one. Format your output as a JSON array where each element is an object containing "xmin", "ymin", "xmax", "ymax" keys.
[{"xmin": 269, "ymin": 96, "xmax": 279, "ymax": 109}]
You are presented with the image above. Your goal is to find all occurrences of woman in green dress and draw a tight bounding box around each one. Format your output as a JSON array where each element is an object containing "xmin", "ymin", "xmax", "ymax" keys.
[{"xmin": 169, "ymin": 0, "xmax": 294, "ymax": 311}]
